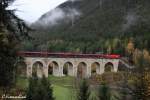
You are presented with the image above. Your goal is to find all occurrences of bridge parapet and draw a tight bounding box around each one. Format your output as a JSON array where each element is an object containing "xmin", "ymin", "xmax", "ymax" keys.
[{"xmin": 18, "ymin": 51, "xmax": 120, "ymax": 59}]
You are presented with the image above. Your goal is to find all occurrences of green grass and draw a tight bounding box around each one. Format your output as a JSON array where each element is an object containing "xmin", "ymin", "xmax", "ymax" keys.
[
  {"xmin": 14, "ymin": 74, "xmax": 124, "ymax": 100},
  {"xmin": 53, "ymin": 85, "xmax": 76, "ymax": 100},
  {"xmin": 16, "ymin": 75, "xmax": 76, "ymax": 100},
  {"xmin": 48, "ymin": 75, "xmax": 75, "ymax": 88},
  {"xmin": 16, "ymin": 76, "xmax": 28, "ymax": 89},
  {"xmin": 48, "ymin": 75, "xmax": 76, "ymax": 100}
]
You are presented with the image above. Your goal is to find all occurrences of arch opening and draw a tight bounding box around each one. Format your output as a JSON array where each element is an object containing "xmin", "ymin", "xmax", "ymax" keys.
[
  {"xmin": 77, "ymin": 62, "xmax": 87, "ymax": 78},
  {"xmin": 32, "ymin": 61, "xmax": 44, "ymax": 77},
  {"xmin": 91, "ymin": 62, "xmax": 100, "ymax": 75},
  {"xmin": 48, "ymin": 61, "xmax": 59, "ymax": 76},
  {"xmin": 63, "ymin": 62, "xmax": 73, "ymax": 76},
  {"xmin": 104, "ymin": 62, "xmax": 114, "ymax": 72},
  {"xmin": 17, "ymin": 61, "xmax": 27, "ymax": 77}
]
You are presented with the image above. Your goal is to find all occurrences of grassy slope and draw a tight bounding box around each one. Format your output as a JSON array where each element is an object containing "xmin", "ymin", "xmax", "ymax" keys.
[
  {"xmin": 16, "ymin": 76, "xmax": 76, "ymax": 100},
  {"xmin": 16, "ymin": 76, "xmax": 29, "ymax": 89},
  {"xmin": 48, "ymin": 75, "xmax": 76, "ymax": 100},
  {"xmin": 53, "ymin": 85, "xmax": 75, "ymax": 100}
]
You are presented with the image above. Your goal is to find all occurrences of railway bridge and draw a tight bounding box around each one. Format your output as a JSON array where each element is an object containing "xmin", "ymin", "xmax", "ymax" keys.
[{"xmin": 19, "ymin": 52, "xmax": 121, "ymax": 78}]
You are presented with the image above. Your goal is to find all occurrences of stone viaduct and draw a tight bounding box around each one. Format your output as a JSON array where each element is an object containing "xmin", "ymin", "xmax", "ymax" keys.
[{"xmin": 19, "ymin": 52, "xmax": 121, "ymax": 78}]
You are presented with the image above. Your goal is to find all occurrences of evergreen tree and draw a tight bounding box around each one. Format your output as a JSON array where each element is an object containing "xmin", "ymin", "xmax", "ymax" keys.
[
  {"xmin": 41, "ymin": 76, "xmax": 54, "ymax": 100},
  {"xmin": 26, "ymin": 74, "xmax": 38, "ymax": 100},
  {"xmin": 0, "ymin": 32, "xmax": 17, "ymax": 88},
  {"xmin": 98, "ymin": 83, "xmax": 111, "ymax": 100},
  {"xmin": 132, "ymin": 54, "xmax": 149, "ymax": 100},
  {"xmin": 26, "ymin": 75, "xmax": 54, "ymax": 100},
  {"xmin": 0, "ymin": 0, "xmax": 29, "ymax": 88},
  {"xmin": 77, "ymin": 79, "xmax": 90, "ymax": 100},
  {"xmin": 0, "ymin": 0, "xmax": 30, "ymax": 39},
  {"xmin": 120, "ymin": 72, "xmax": 128, "ymax": 100}
]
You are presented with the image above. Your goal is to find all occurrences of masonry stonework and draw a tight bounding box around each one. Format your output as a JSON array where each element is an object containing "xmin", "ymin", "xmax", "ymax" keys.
[{"xmin": 24, "ymin": 57, "xmax": 119, "ymax": 78}]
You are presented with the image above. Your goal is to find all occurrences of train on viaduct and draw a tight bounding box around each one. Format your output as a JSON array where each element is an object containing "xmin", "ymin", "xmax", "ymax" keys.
[{"xmin": 18, "ymin": 52, "xmax": 121, "ymax": 78}]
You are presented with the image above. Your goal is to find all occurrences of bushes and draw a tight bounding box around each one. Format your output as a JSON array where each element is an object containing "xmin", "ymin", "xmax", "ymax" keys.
[
  {"xmin": 76, "ymin": 79, "xmax": 121, "ymax": 100},
  {"xmin": 77, "ymin": 79, "xmax": 90, "ymax": 100},
  {"xmin": 98, "ymin": 83, "xmax": 111, "ymax": 100},
  {"xmin": 26, "ymin": 75, "xmax": 54, "ymax": 100},
  {"xmin": 90, "ymin": 72, "xmax": 123, "ymax": 84}
]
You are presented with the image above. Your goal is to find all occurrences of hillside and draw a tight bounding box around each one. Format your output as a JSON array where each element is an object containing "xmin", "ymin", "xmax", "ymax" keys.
[{"xmin": 23, "ymin": 0, "xmax": 150, "ymax": 53}]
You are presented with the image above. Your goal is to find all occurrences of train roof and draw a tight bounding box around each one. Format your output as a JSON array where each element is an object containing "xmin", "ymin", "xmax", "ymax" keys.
[{"xmin": 18, "ymin": 51, "xmax": 120, "ymax": 59}]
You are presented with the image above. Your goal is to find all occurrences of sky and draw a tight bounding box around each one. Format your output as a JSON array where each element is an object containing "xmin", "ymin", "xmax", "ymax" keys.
[{"xmin": 10, "ymin": 0, "xmax": 68, "ymax": 23}]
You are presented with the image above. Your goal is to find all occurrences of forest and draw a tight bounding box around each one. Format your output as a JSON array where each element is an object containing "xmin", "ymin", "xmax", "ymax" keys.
[
  {"xmin": 21, "ymin": 0, "xmax": 150, "ymax": 55},
  {"xmin": 1, "ymin": 0, "xmax": 150, "ymax": 100}
]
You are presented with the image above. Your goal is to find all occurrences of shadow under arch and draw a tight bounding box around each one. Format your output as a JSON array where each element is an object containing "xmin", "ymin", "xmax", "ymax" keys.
[
  {"xmin": 91, "ymin": 62, "xmax": 100, "ymax": 75},
  {"xmin": 32, "ymin": 61, "xmax": 44, "ymax": 77},
  {"xmin": 104, "ymin": 62, "xmax": 114, "ymax": 72},
  {"xmin": 63, "ymin": 62, "xmax": 73, "ymax": 76},
  {"xmin": 77, "ymin": 62, "xmax": 87, "ymax": 78},
  {"xmin": 48, "ymin": 61, "xmax": 59, "ymax": 76}
]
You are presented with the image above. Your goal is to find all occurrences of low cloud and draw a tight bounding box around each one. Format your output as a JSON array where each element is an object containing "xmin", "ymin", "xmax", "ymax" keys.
[
  {"xmin": 69, "ymin": 0, "xmax": 81, "ymax": 2},
  {"xmin": 39, "ymin": 8, "xmax": 66, "ymax": 26},
  {"xmin": 66, "ymin": 8, "xmax": 81, "ymax": 20},
  {"xmin": 122, "ymin": 12, "xmax": 138, "ymax": 31},
  {"xmin": 36, "ymin": 7, "xmax": 81, "ymax": 26}
]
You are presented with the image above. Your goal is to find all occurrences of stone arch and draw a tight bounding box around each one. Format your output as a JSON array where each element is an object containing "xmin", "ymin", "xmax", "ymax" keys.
[
  {"xmin": 63, "ymin": 62, "xmax": 73, "ymax": 76},
  {"xmin": 77, "ymin": 62, "xmax": 87, "ymax": 78},
  {"xmin": 48, "ymin": 61, "xmax": 59, "ymax": 76},
  {"xmin": 104, "ymin": 62, "xmax": 114, "ymax": 72},
  {"xmin": 17, "ymin": 61, "xmax": 27, "ymax": 77},
  {"xmin": 32, "ymin": 61, "xmax": 44, "ymax": 77},
  {"xmin": 91, "ymin": 62, "xmax": 100, "ymax": 75}
]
